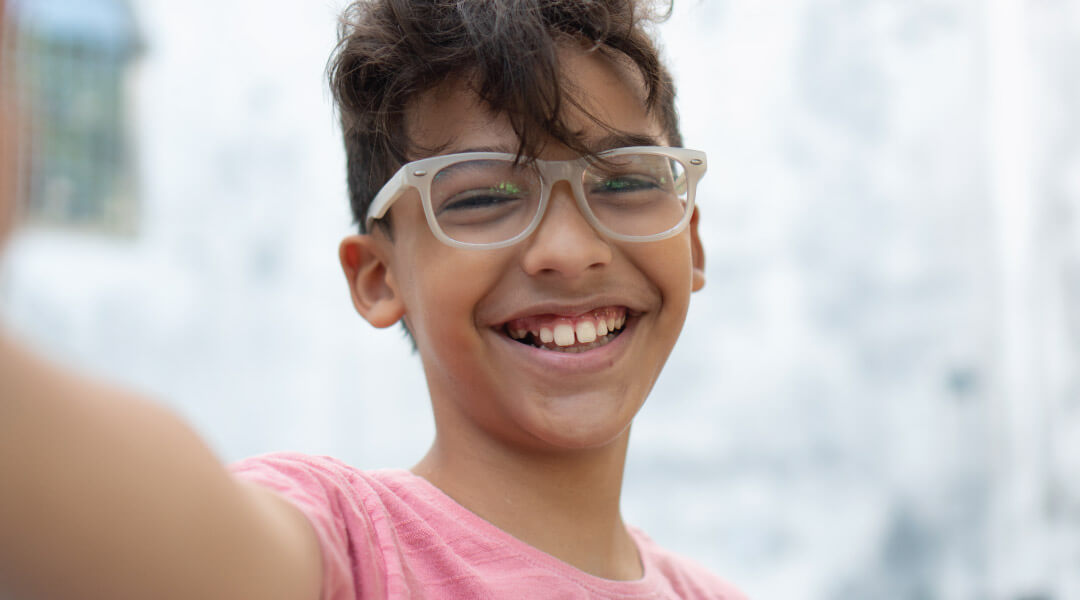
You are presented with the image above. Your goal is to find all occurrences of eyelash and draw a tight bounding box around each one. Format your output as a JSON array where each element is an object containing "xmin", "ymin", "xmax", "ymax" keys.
[
  {"xmin": 440, "ymin": 192, "xmax": 522, "ymax": 212},
  {"xmin": 591, "ymin": 175, "xmax": 659, "ymax": 193}
]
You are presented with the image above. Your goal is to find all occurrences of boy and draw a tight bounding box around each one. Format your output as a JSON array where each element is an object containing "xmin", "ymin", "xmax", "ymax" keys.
[{"xmin": 0, "ymin": 0, "xmax": 744, "ymax": 598}]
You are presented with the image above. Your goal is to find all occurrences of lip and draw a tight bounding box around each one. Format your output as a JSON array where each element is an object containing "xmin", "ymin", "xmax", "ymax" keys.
[
  {"xmin": 485, "ymin": 312, "xmax": 638, "ymax": 376},
  {"xmin": 486, "ymin": 296, "xmax": 646, "ymax": 326}
]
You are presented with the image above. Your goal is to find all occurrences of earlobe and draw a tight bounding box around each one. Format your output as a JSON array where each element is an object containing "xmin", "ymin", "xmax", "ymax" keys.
[
  {"xmin": 690, "ymin": 207, "xmax": 706, "ymax": 292},
  {"xmin": 339, "ymin": 234, "xmax": 406, "ymax": 328}
]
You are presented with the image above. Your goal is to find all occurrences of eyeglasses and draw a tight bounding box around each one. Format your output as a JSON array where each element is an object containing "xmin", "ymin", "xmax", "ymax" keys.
[{"xmin": 365, "ymin": 146, "xmax": 707, "ymax": 249}]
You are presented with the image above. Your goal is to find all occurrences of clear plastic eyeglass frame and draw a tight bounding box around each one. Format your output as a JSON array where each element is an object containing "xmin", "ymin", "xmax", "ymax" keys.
[{"xmin": 364, "ymin": 146, "xmax": 708, "ymax": 250}]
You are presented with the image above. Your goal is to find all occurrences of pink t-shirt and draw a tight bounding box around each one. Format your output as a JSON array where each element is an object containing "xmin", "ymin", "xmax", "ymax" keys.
[{"xmin": 230, "ymin": 452, "xmax": 746, "ymax": 600}]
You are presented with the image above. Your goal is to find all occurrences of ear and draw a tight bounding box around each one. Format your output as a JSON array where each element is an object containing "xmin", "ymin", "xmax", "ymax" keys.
[
  {"xmin": 690, "ymin": 206, "xmax": 706, "ymax": 292},
  {"xmin": 339, "ymin": 234, "xmax": 406, "ymax": 328}
]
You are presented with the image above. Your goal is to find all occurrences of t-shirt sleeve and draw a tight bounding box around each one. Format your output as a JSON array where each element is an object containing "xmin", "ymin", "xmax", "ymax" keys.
[{"xmin": 229, "ymin": 452, "xmax": 360, "ymax": 600}]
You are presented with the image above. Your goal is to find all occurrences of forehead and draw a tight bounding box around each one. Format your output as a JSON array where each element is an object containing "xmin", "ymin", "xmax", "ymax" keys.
[{"xmin": 403, "ymin": 44, "xmax": 665, "ymax": 159}]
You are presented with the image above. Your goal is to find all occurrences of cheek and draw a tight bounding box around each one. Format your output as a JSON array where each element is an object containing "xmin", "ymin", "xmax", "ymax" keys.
[
  {"xmin": 640, "ymin": 240, "xmax": 696, "ymax": 308},
  {"xmin": 403, "ymin": 246, "xmax": 503, "ymax": 350}
]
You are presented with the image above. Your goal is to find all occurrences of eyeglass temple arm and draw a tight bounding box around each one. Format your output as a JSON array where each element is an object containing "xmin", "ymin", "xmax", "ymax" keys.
[{"xmin": 364, "ymin": 169, "xmax": 408, "ymax": 230}]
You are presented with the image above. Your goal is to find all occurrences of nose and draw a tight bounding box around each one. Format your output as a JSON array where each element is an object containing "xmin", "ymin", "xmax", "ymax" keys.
[{"xmin": 520, "ymin": 180, "xmax": 612, "ymax": 278}]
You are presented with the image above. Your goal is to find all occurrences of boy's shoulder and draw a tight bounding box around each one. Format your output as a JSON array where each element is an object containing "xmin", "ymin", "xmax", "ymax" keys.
[
  {"xmin": 230, "ymin": 451, "xmax": 747, "ymax": 600},
  {"xmin": 228, "ymin": 450, "xmax": 446, "ymax": 512}
]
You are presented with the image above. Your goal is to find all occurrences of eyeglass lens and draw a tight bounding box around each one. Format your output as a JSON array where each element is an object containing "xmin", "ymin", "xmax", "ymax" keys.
[{"xmin": 428, "ymin": 154, "xmax": 690, "ymax": 245}]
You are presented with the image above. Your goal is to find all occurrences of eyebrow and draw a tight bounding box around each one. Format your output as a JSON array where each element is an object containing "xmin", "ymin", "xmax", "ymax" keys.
[
  {"xmin": 444, "ymin": 132, "xmax": 664, "ymax": 157},
  {"xmin": 587, "ymin": 132, "xmax": 665, "ymax": 152},
  {"xmin": 445, "ymin": 144, "xmax": 518, "ymax": 155}
]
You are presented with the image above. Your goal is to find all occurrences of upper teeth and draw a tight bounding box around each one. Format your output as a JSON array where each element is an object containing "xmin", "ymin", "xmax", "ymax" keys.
[
  {"xmin": 553, "ymin": 324, "xmax": 575, "ymax": 346},
  {"xmin": 506, "ymin": 314, "xmax": 627, "ymax": 347},
  {"xmin": 576, "ymin": 321, "xmax": 596, "ymax": 344},
  {"xmin": 539, "ymin": 328, "xmax": 554, "ymax": 343}
]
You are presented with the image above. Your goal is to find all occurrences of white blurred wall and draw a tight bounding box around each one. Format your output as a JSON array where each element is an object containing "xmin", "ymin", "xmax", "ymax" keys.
[{"xmin": 2, "ymin": 1, "xmax": 1078, "ymax": 599}]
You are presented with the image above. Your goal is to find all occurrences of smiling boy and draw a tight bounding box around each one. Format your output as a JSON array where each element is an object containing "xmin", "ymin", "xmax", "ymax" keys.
[{"xmin": 0, "ymin": 0, "xmax": 743, "ymax": 599}]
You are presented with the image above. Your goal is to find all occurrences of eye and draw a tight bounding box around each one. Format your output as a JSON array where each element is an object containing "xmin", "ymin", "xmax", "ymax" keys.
[
  {"xmin": 592, "ymin": 174, "xmax": 664, "ymax": 194},
  {"xmin": 441, "ymin": 193, "xmax": 517, "ymax": 212},
  {"xmin": 438, "ymin": 182, "xmax": 526, "ymax": 213}
]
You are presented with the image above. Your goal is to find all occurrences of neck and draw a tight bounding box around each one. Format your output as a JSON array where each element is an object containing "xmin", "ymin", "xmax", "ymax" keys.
[{"xmin": 411, "ymin": 428, "xmax": 642, "ymax": 581}]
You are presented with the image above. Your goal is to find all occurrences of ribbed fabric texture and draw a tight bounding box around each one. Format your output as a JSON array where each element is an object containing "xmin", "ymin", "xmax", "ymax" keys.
[{"xmin": 230, "ymin": 452, "xmax": 746, "ymax": 600}]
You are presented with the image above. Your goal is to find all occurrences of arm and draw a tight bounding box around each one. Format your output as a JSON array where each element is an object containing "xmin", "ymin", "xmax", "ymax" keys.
[{"xmin": 0, "ymin": 335, "xmax": 324, "ymax": 600}]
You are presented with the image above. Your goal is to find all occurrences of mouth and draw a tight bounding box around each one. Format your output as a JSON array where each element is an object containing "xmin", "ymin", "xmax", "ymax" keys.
[{"xmin": 498, "ymin": 306, "xmax": 629, "ymax": 354}]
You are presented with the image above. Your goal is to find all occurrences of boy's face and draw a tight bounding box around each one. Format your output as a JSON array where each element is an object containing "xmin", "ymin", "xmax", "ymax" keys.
[{"xmin": 341, "ymin": 45, "xmax": 705, "ymax": 453}]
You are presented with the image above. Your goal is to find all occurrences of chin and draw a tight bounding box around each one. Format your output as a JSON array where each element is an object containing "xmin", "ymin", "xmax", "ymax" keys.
[{"xmin": 516, "ymin": 390, "xmax": 644, "ymax": 451}]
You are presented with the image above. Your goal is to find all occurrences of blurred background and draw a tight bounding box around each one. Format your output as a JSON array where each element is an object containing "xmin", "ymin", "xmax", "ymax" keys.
[{"xmin": 1, "ymin": 0, "xmax": 1078, "ymax": 598}]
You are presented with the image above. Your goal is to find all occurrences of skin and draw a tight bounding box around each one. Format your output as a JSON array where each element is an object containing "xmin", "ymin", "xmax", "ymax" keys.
[
  {"xmin": 340, "ymin": 45, "xmax": 705, "ymax": 580},
  {"xmin": 0, "ymin": 4, "xmax": 323, "ymax": 598},
  {"xmin": 0, "ymin": 15, "xmax": 702, "ymax": 594}
]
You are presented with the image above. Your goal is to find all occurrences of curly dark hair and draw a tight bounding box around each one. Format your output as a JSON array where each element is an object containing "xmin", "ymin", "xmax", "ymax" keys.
[{"xmin": 328, "ymin": 0, "xmax": 682, "ymax": 234}]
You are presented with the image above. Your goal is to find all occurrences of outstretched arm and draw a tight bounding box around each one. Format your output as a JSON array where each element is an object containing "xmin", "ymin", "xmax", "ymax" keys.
[
  {"xmin": 0, "ymin": 336, "xmax": 324, "ymax": 600},
  {"xmin": 0, "ymin": 5, "xmax": 321, "ymax": 595}
]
